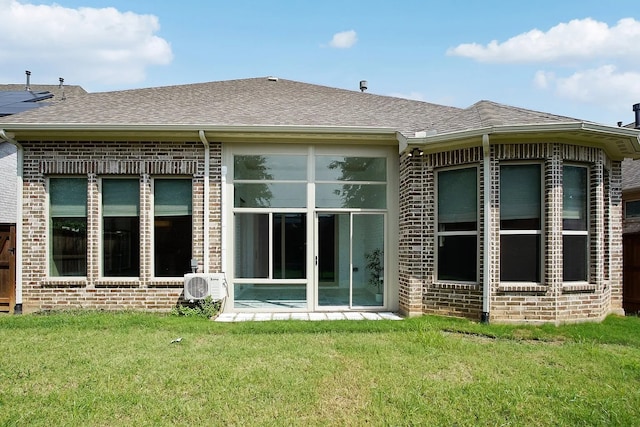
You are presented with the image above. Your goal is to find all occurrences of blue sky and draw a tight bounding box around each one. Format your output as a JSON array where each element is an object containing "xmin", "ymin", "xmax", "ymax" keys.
[{"xmin": 2, "ymin": 0, "xmax": 640, "ymax": 126}]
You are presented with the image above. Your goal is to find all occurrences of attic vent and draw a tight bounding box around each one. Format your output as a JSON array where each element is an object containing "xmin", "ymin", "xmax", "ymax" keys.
[{"xmin": 267, "ymin": 76, "xmax": 279, "ymax": 82}]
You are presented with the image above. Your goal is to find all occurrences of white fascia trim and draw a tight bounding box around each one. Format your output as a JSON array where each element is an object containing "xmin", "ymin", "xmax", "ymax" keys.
[
  {"xmin": 402, "ymin": 122, "xmax": 640, "ymax": 156},
  {"xmin": 0, "ymin": 123, "xmax": 399, "ymax": 135}
]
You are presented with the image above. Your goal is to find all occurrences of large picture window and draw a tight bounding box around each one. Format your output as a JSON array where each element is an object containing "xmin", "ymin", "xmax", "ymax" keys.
[
  {"xmin": 563, "ymin": 165, "xmax": 588, "ymax": 281},
  {"xmin": 436, "ymin": 167, "xmax": 478, "ymax": 282},
  {"xmin": 154, "ymin": 179, "xmax": 192, "ymax": 277},
  {"xmin": 49, "ymin": 177, "xmax": 87, "ymax": 276},
  {"xmin": 231, "ymin": 149, "xmax": 391, "ymax": 310},
  {"xmin": 102, "ymin": 179, "xmax": 140, "ymax": 277},
  {"xmin": 500, "ymin": 164, "xmax": 541, "ymax": 282}
]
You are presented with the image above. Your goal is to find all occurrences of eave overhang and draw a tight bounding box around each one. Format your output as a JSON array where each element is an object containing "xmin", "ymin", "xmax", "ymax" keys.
[
  {"xmin": 0, "ymin": 123, "xmax": 400, "ymax": 145},
  {"xmin": 398, "ymin": 122, "xmax": 640, "ymax": 161}
]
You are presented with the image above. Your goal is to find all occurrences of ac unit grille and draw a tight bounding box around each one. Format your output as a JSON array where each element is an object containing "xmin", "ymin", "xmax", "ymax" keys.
[
  {"xmin": 183, "ymin": 273, "xmax": 225, "ymax": 301},
  {"xmin": 185, "ymin": 276, "xmax": 209, "ymax": 299}
]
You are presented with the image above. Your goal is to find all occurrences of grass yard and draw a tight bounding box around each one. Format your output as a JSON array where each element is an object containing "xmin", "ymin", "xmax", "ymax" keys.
[{"xmin": 0, "ymin": 312, "xmax": 639, "ymax": 426}]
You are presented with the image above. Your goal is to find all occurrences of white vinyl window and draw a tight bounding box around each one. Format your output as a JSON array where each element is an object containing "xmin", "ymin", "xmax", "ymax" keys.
[
  {"xmin": 499, "ymin": 164, "xmax": 542, "ymax": 282},
  {"xmin": 153, "ymin": 179, "xmax": 192, "ymax": 277},
  {"xmin": 49, "ymin": 177, "xmax": 87, "ymax": 277},
  {"xmin": 436, "ymin": 167, "xmax": 478, "ymax": 282},
  {"xmin": 102, "ymin": 178, "xmax": 140, "ymax": 277},
  {"xmin": 563, "ymin": 165, "xmax": 588, "ymax": 282}
]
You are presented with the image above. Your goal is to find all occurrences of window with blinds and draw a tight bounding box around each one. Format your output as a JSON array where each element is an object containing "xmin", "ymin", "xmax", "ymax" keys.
[
  {"xmin": 102, "ymin": 179, "xmax": 140, "ymax": 277},
  {"xmin": 499, "ymin": 164, "xmax": 542, "ymax": 282},
  {"xmin": 49, "ymin": 177, "xmax": 87, "ymax": 277}
]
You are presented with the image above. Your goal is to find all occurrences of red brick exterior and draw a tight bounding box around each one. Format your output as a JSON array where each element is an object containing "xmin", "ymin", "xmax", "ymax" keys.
[
  {"xmin": 398, "ymin": 142, "xmax": 623, "ymax": 324},
  {"xmin": 20, "ymin": 140, "xmax": 222, "ymax": 313},
  {"xmin": 18, "ymin": 138, "xmax": 624, "ymax": 323}
]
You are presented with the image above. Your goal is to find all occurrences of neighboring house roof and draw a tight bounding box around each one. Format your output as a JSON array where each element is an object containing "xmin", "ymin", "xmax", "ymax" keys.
[
  {"xmin": 0, "ymin": 84, "xmax": 87, "ymax": 103},
  {"xmin": 0, "ymin": 76, "xmax": 638, "ymax": 158},
  {"xmin": 0, "ymin": 90, "xmax": 53, "ymax": 116},
  {"xmin": 0, "ymin": 83, "xmax": 87, "ymax": 117},
  {"xmin": 623, "ymin": 159, "xmax": 640, "ymax": 191}
]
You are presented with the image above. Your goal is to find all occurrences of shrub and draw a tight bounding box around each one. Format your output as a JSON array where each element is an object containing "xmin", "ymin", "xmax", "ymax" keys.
[{"xmin": 171, "ymin": 296, "xmax": 221, "ymax": 318}]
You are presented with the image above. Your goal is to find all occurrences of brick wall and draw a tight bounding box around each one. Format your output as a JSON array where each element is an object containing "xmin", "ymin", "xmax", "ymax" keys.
[
  {"xmin": 398, "ymin": 142, "xmax": 623, "ymax": 324},
  {"xmin": 20, "ymin": 140, "xmax": 222, "ymax": 312}
]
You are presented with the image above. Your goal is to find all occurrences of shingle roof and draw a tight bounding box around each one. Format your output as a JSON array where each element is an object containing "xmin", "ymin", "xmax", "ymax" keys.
[
  {"xmin": 0, "ymin": 77, "xmax": 583, "ymax": 135},
  {"xmin": 0, "ymin": 84, "xmax": 87, "ymax": 103},
  {"xmin": 623, "ymin": 159, "xmax": 640, "ymax": 190},
  {"xmin": 437, "ymin": 100, "xmax": 581, "ymax": 133}
]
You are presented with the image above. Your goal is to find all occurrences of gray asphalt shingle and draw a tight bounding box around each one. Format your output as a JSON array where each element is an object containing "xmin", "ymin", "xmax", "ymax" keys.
[{"xmin": 0, "ymin": 77, "xmax": 583, "ymax": 135}]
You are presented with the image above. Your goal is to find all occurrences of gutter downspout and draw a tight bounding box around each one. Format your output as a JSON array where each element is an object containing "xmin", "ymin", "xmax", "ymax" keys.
[
  {"xmin": 0, "ymin": 130, "xmax": 23, "ymax": 314},
  {"xmin": 481, "ymin": 134, "xmax": 491, "ymax": 323},
  {"xmin": 198, "ymin": 131, "xmax": 210, "ymax": 273}
]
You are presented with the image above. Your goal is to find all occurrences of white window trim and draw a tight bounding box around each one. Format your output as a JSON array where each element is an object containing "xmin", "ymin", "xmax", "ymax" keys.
[
  {"xmin": 46, "ymin": 175, "xmax": 89, "ymax": 281},
  {"xmin": 498, "ymin": 161, "xmax": 544, "ymax": 284},
  {"xmin": 224, "ymin": 143, "xmax": 398, "ymax": 313},
  {"xmin": 562, "ymin": 163, "xmax": 590, "ymax": 283},
  {"xmin": 434, "ymin": 165, "xmax": 480, "ymax": 284},
  {"xmin": 150, "ymin": 176, "xmax": 194, "ymax": 280},
  {"xmin": 98, "ymin": 177, "xmax": 141, "ymax": 281}
]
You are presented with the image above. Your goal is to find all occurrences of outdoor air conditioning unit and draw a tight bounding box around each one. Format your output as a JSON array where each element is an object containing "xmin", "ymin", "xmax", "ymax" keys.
[{"xmin": 183, "ymin": 273, "xmax": 225, "ymax": 301}]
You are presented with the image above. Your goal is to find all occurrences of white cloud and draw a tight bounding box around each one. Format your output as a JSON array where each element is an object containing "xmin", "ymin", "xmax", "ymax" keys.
[
  {"xmin": 447, "ymin": 18, "xmax": 640, "ymax": 64},
  {"xmin": 0, "ymin": 0, "xmax": 173, "ymax": 87},
  {"xmin": 328, "ymin": 30, "xmax": 358, "ymax": 49},
  {"xmin": 539, "ymin": 65, "xmax": 640, "ymax": 106}
]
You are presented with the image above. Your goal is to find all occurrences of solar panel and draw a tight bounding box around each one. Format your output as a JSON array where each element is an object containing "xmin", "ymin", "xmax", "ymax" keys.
[{"xmin": 0, "ymin": 90, "xmax": 53, "ymax": 116}]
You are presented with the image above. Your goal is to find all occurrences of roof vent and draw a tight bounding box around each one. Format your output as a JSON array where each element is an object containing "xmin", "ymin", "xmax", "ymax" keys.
[
  {"xmin": 359, "ymin": 80, "xmax": 367, "ymax": 92},
  {"xmin": 59, "ymin": 77, "xmax": 66, "ymax": 100},
  {"xmin": 25, "ymin": 70, "xmax": 31, "ymax": 91},
  {"xmin": 634, "ymin": 103, "xmax": 640, "ymax": 129},
  {"xmin": 267, "ymin": 76, "xmax": 279, "ymax": 82}
]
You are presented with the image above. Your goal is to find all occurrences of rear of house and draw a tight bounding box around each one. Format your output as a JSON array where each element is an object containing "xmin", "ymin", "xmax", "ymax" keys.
[{"xmin": 1, "ymin": 77, "xmax": 639, "ymax": 323}]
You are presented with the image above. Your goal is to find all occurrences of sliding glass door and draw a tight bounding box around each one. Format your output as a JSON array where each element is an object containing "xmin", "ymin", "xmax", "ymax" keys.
[{"xmin": 317, "ymin": 213, "xmax": 385, "ymax": 308}]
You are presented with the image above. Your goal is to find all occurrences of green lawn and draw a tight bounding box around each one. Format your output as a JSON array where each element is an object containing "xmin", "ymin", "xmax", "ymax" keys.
[{"xmin": 1, "ymin": 312, "xmax": 639, "ymax": 426}]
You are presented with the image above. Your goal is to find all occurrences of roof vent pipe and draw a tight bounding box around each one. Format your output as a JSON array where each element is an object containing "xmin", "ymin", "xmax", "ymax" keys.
[
  {"xmin": 633, "ymin": 103, "xmax": 640, "ymax": 129},
  {"xmin": 359, "ymin": 80, "xmax": 367, "ymax": 92},
  {"xmin": 25, "ymin": 70, "xmax": 31, "ymax": 91},
  {"xmin": 59, "ymin": 77, "xmax": 66, "ymax": 100}
]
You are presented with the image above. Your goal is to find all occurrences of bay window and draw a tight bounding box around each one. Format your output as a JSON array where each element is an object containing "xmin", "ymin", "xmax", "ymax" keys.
[
  {"xmin": 500, "ymin": 164, "xmax": 542, "ymax": 282},
  {"xmin": 563, "ymin": 165, "xmax": 588, "ymax": 281},
  {"xmin": 436, "ymin": 167, "xmax": 478, "ymax": 282}
]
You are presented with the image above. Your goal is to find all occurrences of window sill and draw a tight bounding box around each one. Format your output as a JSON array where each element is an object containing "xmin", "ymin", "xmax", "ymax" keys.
[
  {"xmin": 42, "ymin": 279, "xmax": 87, "ymax": 288},
  {"xmin": 149, "ymin": 279, "xmax": 183, "ymax": 288},
  {"xmin": 95, "ymin": 279, "xmax": 141, "ymax": 288},
  {"xmin": 432, "ymin": 282, "xmax": 480, "ymax": 291},
  {"xmin": 497, "ymin": 283, "xmax": 547, "ymax": 293},
  {"xmin": 562, "ymin": 282, "xmax": 596, "ymax": 293}
]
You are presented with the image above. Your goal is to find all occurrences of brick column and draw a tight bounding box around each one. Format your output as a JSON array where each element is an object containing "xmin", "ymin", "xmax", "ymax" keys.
[
  {"xmin": 87, "ymin": 173, "xmax": 99, "ymax": 283},
  {"xmin": 609, "ymin": 160, "xmax": 624, "ymax": 312},
  {"xmin": 545, "ymin": 144, "xmax": 563, "ymax": 319},
  {"xmin": 139, "ymin": 174, "xmax": 151, "ymax": 284},
  {"xmin": 398, "ymin": 151, "xmax": 425, "ymax": 316},
  {"xmin": 590, "ymin": 154, "xmax": 604, "ymax": 288}
]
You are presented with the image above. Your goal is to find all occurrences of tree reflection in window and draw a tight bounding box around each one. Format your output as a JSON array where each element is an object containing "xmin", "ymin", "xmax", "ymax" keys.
[
  {"xmin": 325, "ymin": 157, "xmax": 386, "ymax": 209},
  {"xmin": 234, "ymin": 155, "xmax": 274, "ymax": 208}
]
